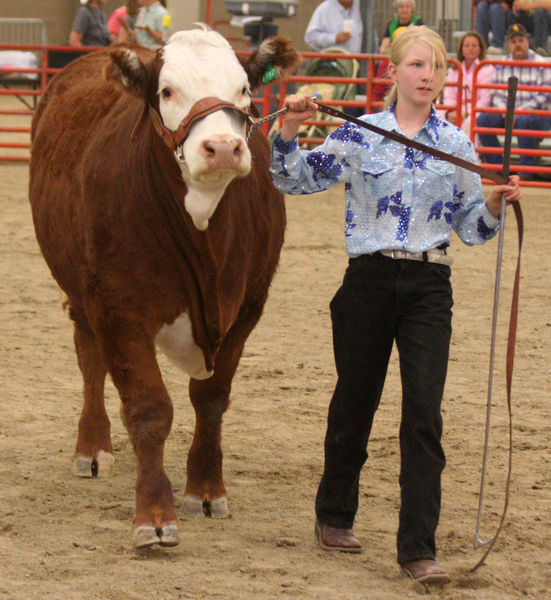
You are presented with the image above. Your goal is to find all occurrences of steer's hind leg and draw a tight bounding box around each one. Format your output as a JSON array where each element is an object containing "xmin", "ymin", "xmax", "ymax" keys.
[
  {"xmin": 72, "ymin": 316, "xmax": 114, "ymax": 478},
  {"xmin": 184, "ymin": 307, "xmax": 262, "ymax": 519},
  {"xmin": 102, "ymin": 326, "xmax": 178, "ymax": 548}
]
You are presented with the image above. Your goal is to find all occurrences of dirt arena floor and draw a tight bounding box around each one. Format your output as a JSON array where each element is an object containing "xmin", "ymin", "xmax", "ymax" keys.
[{"xmin": 0, "ymin": 139, "xmax": 550, "ymax": 598}]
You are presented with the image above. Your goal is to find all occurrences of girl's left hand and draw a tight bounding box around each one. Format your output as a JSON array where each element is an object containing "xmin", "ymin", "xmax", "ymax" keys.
[{"xmin": 486, "ymin": 175, "xmax": 521, "ymax": 217}]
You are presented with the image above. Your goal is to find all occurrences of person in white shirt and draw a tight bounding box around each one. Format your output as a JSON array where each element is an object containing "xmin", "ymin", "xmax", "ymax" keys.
[{"xmin": 304, "ymin": 0, "xmax": 363, "ymax": 53}]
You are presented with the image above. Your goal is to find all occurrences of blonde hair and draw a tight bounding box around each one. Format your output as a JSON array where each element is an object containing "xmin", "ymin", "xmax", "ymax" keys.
[{"xmin": 384, "ymin": 26, "xmax": 447, "ymax": 108}]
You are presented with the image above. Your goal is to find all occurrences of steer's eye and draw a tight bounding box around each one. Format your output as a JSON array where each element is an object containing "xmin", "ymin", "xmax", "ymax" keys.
[
  {"xmin": 241, "ymin": 86, "xmax": 250, "ymax": 96},
  {"xmin": 161, "ymin": 87, "xmax": 173, "ymax": 99}
]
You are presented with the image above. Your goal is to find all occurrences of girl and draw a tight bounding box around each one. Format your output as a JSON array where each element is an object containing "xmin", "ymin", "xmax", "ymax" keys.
[{"xmin": 270, "ymin": 26, "xmax": 520, "ymax": 585}]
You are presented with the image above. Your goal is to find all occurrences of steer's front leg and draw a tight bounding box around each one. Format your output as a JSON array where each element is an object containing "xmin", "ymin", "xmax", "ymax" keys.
[
  {"xmin": 104, "ymin": 330, "xmax": 179, "ymax": 548},
  {"xmin": 184, "ymin": 309, "xmax": 262, "ymax": 519},
  {"xmin": 184, "ymin": 374, "xmax": 231, "ymax": 519}
]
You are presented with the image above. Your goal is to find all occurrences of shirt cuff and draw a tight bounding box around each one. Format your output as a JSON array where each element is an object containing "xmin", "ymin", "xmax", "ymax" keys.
[
  {"xmin": 483, "ymin": 203, "xmax": 501, "ymax": 227},
  {"xmin": 273, "ymin": 131, "xmax": 298, "ymax": 154}
]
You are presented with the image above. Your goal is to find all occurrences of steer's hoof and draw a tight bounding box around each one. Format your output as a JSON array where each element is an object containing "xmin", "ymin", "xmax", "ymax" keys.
[
  {"xmin": 209, "ymin": 496, "xmax": 231, "ymax": 519},
  {"xmin": 73, "ymin": 451, "xmax": 114, "ymax": 478},
  {"xmin": 132, "ymin": 522, "xmax": 180, "ymax": 548},
  {"xmin": 182, "ymin": 494, "xmax": 204, "ymax": 517},
  {"xmin": 160, "ymin": 522, "xmax": 180, "ymax": 547},
  {"xmin": 133, "ymin": 525, "xmax": 160, "ymax": 548},
  {"xmin": 182, "ymin": 494, "xmax": 231, "ymax": 518}
]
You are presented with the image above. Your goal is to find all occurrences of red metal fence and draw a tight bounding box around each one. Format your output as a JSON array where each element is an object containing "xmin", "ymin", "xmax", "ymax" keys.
[
  {"xmin": 2, "ymin": 44, "xmax": 551, "ymax": 187},
  {"xmin": 0, "ymin": 44, "xmax": 102, "ymax": 162}
]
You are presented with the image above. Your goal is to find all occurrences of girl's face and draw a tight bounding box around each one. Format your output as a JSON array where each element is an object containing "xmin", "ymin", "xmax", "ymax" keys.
[
  {"xmin": 462, "ymin": 35, "xmax": 482, "ymax": 62},
  {"xmin": 389, "ymin": 41, "xmax": 445, "ymax": 108},
  {"xmin": 396, "ymin": 2, "xmax": 414, "ymax": 23}
]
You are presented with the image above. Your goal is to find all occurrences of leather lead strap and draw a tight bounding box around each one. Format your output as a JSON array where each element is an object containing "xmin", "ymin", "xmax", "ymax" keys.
[{"xmin": 313, "ymin": 100, "xmax": 508, "ymax": 185}]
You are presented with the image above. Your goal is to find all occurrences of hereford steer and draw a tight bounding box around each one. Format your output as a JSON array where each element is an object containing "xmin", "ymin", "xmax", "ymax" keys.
[{"xmin": 29, "ymin": 27, "xmax": 301, "ymax": 548}]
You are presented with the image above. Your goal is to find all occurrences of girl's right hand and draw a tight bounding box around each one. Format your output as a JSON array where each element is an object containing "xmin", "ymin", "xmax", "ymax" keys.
[{"xmin": 279, "ymin": 94, "xmax": 318, "ymax": 141}]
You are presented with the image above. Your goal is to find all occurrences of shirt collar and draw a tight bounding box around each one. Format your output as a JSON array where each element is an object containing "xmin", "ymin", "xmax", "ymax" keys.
[
  {"xmin": 372, "ymin": 103, "xmax": 441, "ymax": 146},
  {"xmin": 465, "ymin": 57, "xmax": 480, "ymax": 71},
  {"xmin": 507, "ymin": 49, "xmax": 535, "ymax": 61},
  {"xmin": 332, "ymin": 0, "xmax": 352, "ymax": 16}
]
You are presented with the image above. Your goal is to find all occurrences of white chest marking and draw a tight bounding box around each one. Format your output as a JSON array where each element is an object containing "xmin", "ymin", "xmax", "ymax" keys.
[{"xmin": 155, "ymin": 313, "xmax": 214, "ymax": 380}]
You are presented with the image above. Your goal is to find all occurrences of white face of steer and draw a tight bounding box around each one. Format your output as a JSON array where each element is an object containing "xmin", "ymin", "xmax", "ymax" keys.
[{"xmin": 159, "ymin": 30, "xmax": 252, "ymax": 231}]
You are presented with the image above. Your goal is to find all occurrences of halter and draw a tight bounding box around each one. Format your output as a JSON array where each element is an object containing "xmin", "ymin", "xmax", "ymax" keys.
[{"xmin": 131, "ymin": 96, "xmax": 254, "ymax": 160}]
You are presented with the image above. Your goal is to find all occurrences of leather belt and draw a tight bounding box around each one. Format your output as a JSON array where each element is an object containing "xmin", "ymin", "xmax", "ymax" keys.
[{"xmin": 379, "ymin": 248, "xmax": 453, "ymax": 266}]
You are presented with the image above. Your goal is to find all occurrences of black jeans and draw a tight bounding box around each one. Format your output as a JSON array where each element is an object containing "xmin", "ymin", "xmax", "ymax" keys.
[{"xmin": 315, "ymin": 253, "xmax": 453, "ymax": 564}]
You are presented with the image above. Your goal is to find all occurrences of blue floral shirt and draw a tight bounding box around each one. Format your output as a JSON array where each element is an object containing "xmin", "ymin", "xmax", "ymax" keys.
[{"xmin": 270, "ymin": 106, "xmax": 500, "ymax": 257}]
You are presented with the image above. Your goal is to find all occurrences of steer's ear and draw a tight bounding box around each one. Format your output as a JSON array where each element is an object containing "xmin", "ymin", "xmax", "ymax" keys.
[
  {"xmin": 244, "ymin": 36, "xmax": 302, "ymax": 92},
  {"xmin": 104, "ymin": 47, "xmax": 151, "ymax": 99}
]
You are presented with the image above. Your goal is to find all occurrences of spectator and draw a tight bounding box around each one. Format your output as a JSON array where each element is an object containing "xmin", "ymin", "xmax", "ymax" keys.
[
  {"xmin": 304, "ymin": 0, "xmax": 363, "ymax": 54},
  {"xmin": 477, "ymin": 23, "xmax": 551, "ymax": 178},
  {"xmin": 69, "ymin": 0, "xmax": 111, "ymax": 47},
  {"xmin": 304, "ymin": 0, "xmax": 366, "ymax": 116},
  {"xmin": 108, "ymin": 0, "xmax": 139, "ymax": 44},
  {"xmin": 513, "ymin": 0, "xmax": 551, "ymax": 55},
  {"xmin": 442, "ymin": 31, "xmax": 494, "ymax": 135},
  {"xmin": 379, "ymin": 0, "xmax": 423, "ymax": 53},
  {"xmin": 475, "ymin": 0, "xmax": 513, "ymax": 54},
  {"xmin": 135, "ymin": 0, "xmax": 171, "ymax": 50}
]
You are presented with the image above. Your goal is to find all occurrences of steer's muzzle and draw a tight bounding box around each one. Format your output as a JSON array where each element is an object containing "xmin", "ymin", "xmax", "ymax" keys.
[{"xmin": 200, "ymin": 136, "xmax": 246, "ymax": 171}]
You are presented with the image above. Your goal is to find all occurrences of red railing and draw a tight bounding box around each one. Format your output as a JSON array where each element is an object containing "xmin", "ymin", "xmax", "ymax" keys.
[
  {"xmin": 0, "ymin": 43, "xmax": 103, "ymax": 162},
  {"xmin": 242, "ymin": 52, "xmax": 464, "ymax": 148},
  {"xmin": 2, "ymin": 43, "xmax": 551, "ymax": 186}
]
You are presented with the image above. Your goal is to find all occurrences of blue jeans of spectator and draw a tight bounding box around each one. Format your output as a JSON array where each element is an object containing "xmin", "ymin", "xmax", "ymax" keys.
[
  {"xmin": 315, "ymin": 253, "xmax": 452, "ymax": 564},
  {"xmin": 477, "ymin": 1, "xmax": 510, "ymax": 48},
  {"xmin": 532, "ymin": 9, "xmax": 551, "ymax": 50},
  {"xmin": 477, "ymin": 111, "xmax": 551, "ymax": 170}
]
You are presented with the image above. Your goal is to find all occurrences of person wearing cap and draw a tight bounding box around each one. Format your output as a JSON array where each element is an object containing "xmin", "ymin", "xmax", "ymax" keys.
[
  {"xmin": 69, "ymin": 0, "xmax": 111, "ymax": 47},
  {"xmin": 134, "ymin": 0, "xmax": 171, "ymax": 50},
  {"xmin": 477, "ymin": 23, "xmax": 551, "ymax": 178},
  {"xmin": 513, "ymin": 0, "xmax": 551, "ymax": 55}
]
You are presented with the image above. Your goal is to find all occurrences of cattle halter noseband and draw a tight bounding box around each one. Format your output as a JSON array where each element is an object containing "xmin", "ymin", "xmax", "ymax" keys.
[{"xmin": 131, "ymin": 97, "xmax": 254, "ymax": 161}]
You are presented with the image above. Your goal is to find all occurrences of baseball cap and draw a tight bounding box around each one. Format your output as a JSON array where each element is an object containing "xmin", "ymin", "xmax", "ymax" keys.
[{"xmin": 506, "ymin": 23, "xmax": 529, "ymax": 40}]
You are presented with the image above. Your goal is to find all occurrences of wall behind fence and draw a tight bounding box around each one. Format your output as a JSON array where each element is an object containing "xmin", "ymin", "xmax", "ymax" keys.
[
  {"xmin": 0, "ymin": 0, "xmax": 202, "ymax": 46},
  {"xmin": 201, "ymin": 0, "xmax": 472, "ymax": 53},
  {"xmin": 1, "ymin": 1, "xmax": 472, "ymax": 51}
]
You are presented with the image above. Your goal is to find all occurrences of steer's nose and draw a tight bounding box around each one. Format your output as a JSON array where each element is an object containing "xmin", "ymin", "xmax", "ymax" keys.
[{"xmin": 200, "ymin": 135, "xmax": 245, "ymax": 170}]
